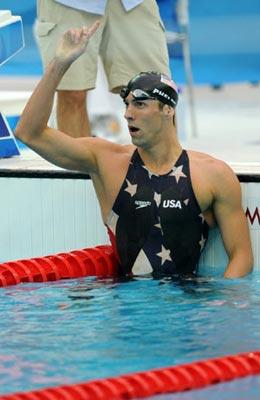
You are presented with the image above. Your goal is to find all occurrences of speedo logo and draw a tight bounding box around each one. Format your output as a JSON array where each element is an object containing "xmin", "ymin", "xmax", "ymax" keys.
[
  {"xmin": 135, "ymin": 200, "xmax": 151, "ymax": 209},
  {"xmin": 162, "ymin": 200, "xmax": 182, "ymax": 209}
]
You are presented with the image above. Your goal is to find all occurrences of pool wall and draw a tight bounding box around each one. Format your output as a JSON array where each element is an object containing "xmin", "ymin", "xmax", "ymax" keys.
[
  {"xmin": 200, "ymin": 181, "xmax": 260, "ymax": 273},
  {"xmin": 0, "ymin": 172, "xmax": 259, "ymax": 271},
  {"xmin": 0, "ymin": 175, "xmax": 108, "ymax": 263}
]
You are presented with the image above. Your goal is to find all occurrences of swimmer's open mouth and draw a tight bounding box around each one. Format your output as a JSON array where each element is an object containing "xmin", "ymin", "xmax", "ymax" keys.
[{"xmin": 129, "ymin": 126, "xmax": 140, "ymax": 133}]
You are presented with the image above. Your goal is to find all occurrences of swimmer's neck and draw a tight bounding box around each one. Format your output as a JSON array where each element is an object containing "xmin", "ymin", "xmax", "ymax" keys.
[{"xmin": 138, "ymin": 140, "xmax": 183, "ymax": 174}]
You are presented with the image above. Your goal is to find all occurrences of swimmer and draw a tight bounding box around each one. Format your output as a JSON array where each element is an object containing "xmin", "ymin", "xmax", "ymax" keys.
[{"xmin": 15, "ymin": 22, "xmax": 253, "ymax": 278}]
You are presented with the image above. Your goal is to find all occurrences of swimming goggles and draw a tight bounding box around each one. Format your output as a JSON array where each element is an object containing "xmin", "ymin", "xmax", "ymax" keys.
[{"xmin": 120, "ymin": 88, "xmax": 156, "ymax": 101}]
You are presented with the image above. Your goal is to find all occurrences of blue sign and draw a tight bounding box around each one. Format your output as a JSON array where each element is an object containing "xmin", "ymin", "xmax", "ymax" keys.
[
  {"xmin": 0, "ymin": 113, "xmax": 20, "ymax": 158},
  {"xmin": 0, "ymin": 11, "xmax": 24, "ymax": 66}
]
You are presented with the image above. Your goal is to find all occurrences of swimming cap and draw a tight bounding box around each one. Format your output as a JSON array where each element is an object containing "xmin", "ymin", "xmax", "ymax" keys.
[{"xmin": 120, "ymin": 72, "xmax": 178, "ymax": 107}]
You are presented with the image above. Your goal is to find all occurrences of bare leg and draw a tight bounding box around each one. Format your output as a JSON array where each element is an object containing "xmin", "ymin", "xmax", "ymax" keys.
[{"xmin": 57, "ymin": 90, "xmax": 91, "ymax": 137}]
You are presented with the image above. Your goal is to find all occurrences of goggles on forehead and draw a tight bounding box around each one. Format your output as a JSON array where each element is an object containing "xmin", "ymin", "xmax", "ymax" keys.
[{"xmin": 120, "ymin": 88, "xmax": 156, "ymax": 101}]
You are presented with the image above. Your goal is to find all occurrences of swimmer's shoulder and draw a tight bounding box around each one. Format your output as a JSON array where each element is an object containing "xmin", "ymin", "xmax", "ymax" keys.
[
  {"xmin": 90, "ymin": 138, "xmax": 136, "ymax": 173},
  {"xmin": 187, "ymin": 149, "xmax": 240, "ymax": 190},
  {"xmin": 187, "ymin": 149, "xmax": 233, "ymax": 172},
  {"xmin": 88, "ymin": 136, "xmax": 135, "ymax": 157}
]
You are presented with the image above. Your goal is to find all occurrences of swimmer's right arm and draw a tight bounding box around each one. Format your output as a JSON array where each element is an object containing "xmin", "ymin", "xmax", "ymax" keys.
[{"xmin": 15, "ymin": 22, "xmax": 101, "ymax": 173}]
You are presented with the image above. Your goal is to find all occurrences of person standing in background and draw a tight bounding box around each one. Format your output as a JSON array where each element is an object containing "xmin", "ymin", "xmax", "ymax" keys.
[{"xmin": 35, "ymin": 0, "xmax": 170, "ymax": 137}]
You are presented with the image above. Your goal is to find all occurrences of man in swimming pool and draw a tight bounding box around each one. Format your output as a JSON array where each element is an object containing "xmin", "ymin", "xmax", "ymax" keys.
[{"xmin": 14, "ymin": 22, "xmax": 253, "ymax": 278}]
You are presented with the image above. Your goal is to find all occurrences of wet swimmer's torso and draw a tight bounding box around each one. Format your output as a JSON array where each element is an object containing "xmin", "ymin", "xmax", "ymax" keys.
[{"xmin": 101, "ymin": 148, "xmax": 216, "ymax": 277}]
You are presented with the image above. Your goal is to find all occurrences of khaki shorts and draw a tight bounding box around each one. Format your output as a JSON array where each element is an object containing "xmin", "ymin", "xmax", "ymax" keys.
[{"xmin": 35, "ymin": 0, "xmax": 170, "ymax": 91}]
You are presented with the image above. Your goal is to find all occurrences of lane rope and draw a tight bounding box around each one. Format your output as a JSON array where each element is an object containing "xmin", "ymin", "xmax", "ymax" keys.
[
  {"xmin": 0, "ymin": 245, "xmax": 119, "ymax": 287},
  {"xmin": 0, "ymin": 351, "xmax": 260, "ymax": 399}
]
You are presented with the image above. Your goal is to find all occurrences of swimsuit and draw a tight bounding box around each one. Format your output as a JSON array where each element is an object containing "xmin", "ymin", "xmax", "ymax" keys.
[{"xmin": 106, "ymin": 149, "xmax": 209, "ymax": 276}]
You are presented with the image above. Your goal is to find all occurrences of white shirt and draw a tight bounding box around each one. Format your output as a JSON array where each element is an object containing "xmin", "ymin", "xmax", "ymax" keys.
[{"xmin": 54, "ymin": 0, "xmax": 144, "ymax": 15}]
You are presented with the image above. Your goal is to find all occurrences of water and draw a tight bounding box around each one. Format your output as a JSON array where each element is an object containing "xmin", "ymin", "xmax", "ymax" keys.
[{"xmin": 0, "ymin": 272, "xmax": 260, "ymax": 396}]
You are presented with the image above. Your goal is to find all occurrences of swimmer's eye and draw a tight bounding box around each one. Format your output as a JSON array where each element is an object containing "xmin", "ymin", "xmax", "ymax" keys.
[
  {"xmin": 124, "ymin": 99, "xmax": 151, "ymax": 109},
  {"xmin": 133, "ymin": 100, "xmax": 147, "ymax": 108}
]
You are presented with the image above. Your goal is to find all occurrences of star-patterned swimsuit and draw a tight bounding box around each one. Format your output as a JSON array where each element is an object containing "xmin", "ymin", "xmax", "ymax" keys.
[{"xmin": 106, "ymin": 149, "xmax": 209, "ymax": 277}]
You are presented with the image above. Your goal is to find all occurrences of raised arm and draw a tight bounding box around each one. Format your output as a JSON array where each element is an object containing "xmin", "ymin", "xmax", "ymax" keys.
[
  {"xmin": 212, "ymin": 162, "xmax": 253, "ymax": 278},
  {"xmin": 15, "ymin": 22, "xmax": 101, "ymax": 173}
]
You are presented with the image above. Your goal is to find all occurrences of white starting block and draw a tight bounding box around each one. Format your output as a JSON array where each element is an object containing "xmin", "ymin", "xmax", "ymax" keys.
[{"xmin": 0, "ymin": 10, "xmax": 24, "ymax": 66}]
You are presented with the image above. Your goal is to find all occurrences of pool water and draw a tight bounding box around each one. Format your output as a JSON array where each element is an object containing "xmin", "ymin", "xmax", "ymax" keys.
[{"xmin": 0, "ymin": 272, "xmax": 260, "ymax": 396}]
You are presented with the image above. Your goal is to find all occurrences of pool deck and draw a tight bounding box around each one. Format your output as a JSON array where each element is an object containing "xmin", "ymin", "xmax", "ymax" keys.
[{"xmin": 0, "ymin": 144, "xmax": 260, "ymax": 179}]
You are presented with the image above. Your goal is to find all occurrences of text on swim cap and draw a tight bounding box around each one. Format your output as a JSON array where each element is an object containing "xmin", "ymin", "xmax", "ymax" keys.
[{"xmin": 152, "ymin": 88, "xmax": 175, "ymax": 104}]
